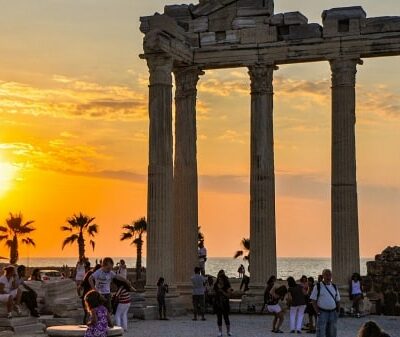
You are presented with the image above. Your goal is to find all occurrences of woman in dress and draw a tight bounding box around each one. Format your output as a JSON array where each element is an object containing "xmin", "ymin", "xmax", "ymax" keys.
[{"xmin": 84, "ymin": 290, "xmax": 113, "ymax": 337}]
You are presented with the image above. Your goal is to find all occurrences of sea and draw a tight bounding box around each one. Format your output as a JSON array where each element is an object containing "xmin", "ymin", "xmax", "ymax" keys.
[{"xmin": 17, "ymin": 257, "xmax": 372, "ymax": 279}]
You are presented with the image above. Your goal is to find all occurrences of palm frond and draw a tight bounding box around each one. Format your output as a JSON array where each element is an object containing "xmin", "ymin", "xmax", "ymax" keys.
[
  {"xmin": 120, "ymin": 232, "xmax": 133, "ymax": 241},
  {"xmin": 89, "ymin": 240, "xmax": 95, "ymax": 251},
  {"xmin": 0, "ymin": 235, "xmax": 9, "ymax": 242},
  {"xmin": 234, "ymin": 250, "xmax": 244, "ymax": 259},
  {"xmin": 5, "ymin": 240, "xmax": 13, "ymax": 248},
  {"xmin": 122, "ymin": 224, "xmax": 135, "ymax": 232},
  {"xmin": 61, "ymin": 234, "xmax": 79, "ymax": 249},
  {"xmin": 60, "ymin": 226, "xmax": 72, "ymax": 232},
  {"xmin": 241, "ymin": 238, "xmax": 250, "ymax": 251},
  {"xmin": 87, "ymin": 224, "xmax": 98, "ymax": 237},
  {"xmin": 22, "ymin": 238, "xmax": 36, "ymax": 247},
  {"xmin": 0, "ymin": 226, "xmax": 8, "ymax": 233}
]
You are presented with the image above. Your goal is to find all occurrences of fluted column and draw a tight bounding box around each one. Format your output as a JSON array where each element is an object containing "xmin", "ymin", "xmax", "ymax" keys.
[
  {"xmin": 330, "ymin": 58, "xmax": 362, "ymax": 285},
  {"xmin": 146, "ymin": 55, "xmax": 175, "ymax": 288},
  {"xmin": 173, "ymin": 67, "xmax": 203, "ymax": 286},
  {"xmin": 248, "ymin": 64, "xmax": 278, "ymax": 288}
]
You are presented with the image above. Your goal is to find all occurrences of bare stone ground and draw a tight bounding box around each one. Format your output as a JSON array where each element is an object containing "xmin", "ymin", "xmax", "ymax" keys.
[{"xmin": 124, "ymin": 315, "xmax": 399, "ymax": 337}]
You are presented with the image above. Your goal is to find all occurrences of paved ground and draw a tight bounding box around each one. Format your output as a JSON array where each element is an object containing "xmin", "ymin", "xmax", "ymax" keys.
[{"xmin": 125, "ymin": 314, "xmax": 399, "ymax": 337}]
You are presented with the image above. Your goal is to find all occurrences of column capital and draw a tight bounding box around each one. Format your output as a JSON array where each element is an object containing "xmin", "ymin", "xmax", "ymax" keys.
[
  {"xmin": 248, "ymin": 64, "xmax": 278, "ymax": 95},
  {"xmin": 146, "ymin": 54, "xmax": 173, "ymax": 86},
  {"xmin": 174, "ymin": 67, "xmax": 204, "ymax": 98},
  {"xmin": 330, "ymin": 58, "xmax": 363, "ymax": 87}
]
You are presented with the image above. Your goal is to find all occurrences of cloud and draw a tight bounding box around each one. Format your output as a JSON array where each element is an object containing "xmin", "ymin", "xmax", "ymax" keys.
[
  {"xmin": 0, "ymin": 140, "xmax": 109, "ymax": 174},
  {"xmin": 218, "ymin": 130, "xmax": 248, "ymax": 144},
  {"xmin": 197, "ymin": 72, "xmax": 400, "ymax": 122},
  {"xmin": 0, "ymin": 75, "xmax": 147, "ymax": 121}
]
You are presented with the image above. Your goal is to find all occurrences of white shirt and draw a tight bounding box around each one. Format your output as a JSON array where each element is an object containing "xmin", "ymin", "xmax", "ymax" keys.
[
  {"xmin": 351, "ymin": 280, "xmax": 362, "ymax": 295},
  {"xmin": 0, "ymin": 275, "xmax": 14, "ymax": 294},
  {"xmin": 198, "ymin": 247, "xmax": 207, "ymax": 262},
  {"xmin": 91, "ymin": 269, "xmax": 116, "ymax": 294},
  {"xmin": 118, "ymin": 265, "xmax": 127, "ymax": 279},
  {"xmin": 310, "ymin": 282, "xmax": 340, "ymax": 310}
]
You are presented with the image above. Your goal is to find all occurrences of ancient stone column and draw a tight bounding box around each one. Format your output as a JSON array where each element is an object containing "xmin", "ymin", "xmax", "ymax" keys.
[
  {"xmin": 145, "ymin": 54, "xmax": 175, "ymax": 289},
  {"xmin": 248, "ymin": 64, "xmax": 278, "ymax": 288},
  {"xmin": 173, "ymin": 67, "xmax": 203, "ymax": 287},
  {"xmin": 330, "ymin": 58, "xmax": 362, "ymax": 285}
]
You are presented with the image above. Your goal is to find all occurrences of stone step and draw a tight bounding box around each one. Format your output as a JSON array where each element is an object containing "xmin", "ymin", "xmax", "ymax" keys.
[
  {"xmin": 13, "ymin": 323, "xmax": 45, "ymax": 335},
  {"xmin": 0, "ymin": 331, "xmax": 14, "ymax": 337},
  {"xmin": 39, "ymin": 316, "xmax": 82, "ymax": 327},
  {"xmin": 0, "ymin": 316, "xmax": 39, "ymax": 328}
]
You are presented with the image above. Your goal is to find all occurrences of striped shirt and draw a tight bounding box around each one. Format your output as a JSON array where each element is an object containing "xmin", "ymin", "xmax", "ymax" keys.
[{"xmin": 117, "ymin": 287, "xmax": 131, "ymax": 304}]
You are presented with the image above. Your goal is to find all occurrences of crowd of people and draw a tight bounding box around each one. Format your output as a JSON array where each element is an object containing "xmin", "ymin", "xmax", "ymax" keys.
[{"xmin": 0, "ymin": 243, "xmax": 392, "ymax": 337}]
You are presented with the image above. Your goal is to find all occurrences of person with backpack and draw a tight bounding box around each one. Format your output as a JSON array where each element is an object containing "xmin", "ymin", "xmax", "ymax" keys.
[{"xmin": 310, "ymin": 269, "xmax": 340, "ymax": 337}]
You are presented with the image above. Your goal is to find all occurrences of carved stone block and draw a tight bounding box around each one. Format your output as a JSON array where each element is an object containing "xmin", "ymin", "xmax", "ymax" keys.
[
  {"xmin": 283, "ymin": 12, "xmax": 308, "ymax": 26},
  {"xmin": 200, "ymin": 32, "xmax": 216, "ymax": 46},
  {"xmin": 361, "ymin": 16, "xmax": 400, "ymax": 34},
  {"xmin": 190, "ymin": 16, "xmax": 209, "ymax": 33},
  {"xmin": 208, "ymin": 4, "xmax": 237, "ymax": 32},
  {"xmin": 289, "ymin": 23, "xmax": 322, "ymax": 40},
  {"xmin": 232, "ymin": 17, "xmax": 257, "ymax": 29},
  {"xmin": 240, "ymin": 25, "xmax": 277, "ymax": 44},
  {"xmin": 267, "ymin": 13, "xmax": 284, "ymax": 26}
]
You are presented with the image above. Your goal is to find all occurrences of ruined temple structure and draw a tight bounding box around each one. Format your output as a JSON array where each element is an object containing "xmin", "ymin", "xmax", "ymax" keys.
[{"xmin": 139, "ymin": 0, "xmax": 400, "ymax": 292}]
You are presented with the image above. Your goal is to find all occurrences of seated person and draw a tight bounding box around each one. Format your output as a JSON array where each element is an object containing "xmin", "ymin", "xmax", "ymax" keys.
[
  {"xmin": 16, "ymin": 265, "xmax": 40, "ymax": 317},
  {"xmin": 0, "ymin": 266, "xmax": 22, "ymax": 318}
]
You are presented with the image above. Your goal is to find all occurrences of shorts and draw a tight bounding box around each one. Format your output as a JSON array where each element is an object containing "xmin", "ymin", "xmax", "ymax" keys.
[
  {"xmin": 1, "ymin": 289, "xmax": 19, "ymax": 300},
  {"xmin": 267, "ymin": 304, "xmax": 282, "ymax": 314}
]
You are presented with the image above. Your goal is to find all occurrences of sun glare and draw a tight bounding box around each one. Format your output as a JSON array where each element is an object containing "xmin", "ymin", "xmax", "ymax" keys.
[{"xmin": 0, "ymin": 161, "xmax": 17, "ymax": 197}]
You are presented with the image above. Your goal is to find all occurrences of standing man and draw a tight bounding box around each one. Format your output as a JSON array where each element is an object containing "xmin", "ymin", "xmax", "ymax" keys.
[
  {"xmin": 191, "ymin": 267, "xmax": 206, "ymax": 321},
  {"xmin": 89, "ymin": 257, "xmax": 118, "ymax": 313},
  {"xmin": 198, "ymin": 240, "xmax": 207, "ymax": 276},
  {"xmin": 310, "ymin": 269, "xmax": 340, "ymax": 337}
]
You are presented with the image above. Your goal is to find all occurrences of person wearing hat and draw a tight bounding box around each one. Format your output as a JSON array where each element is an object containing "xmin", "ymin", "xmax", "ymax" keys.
[{"xmin": 0, "ymin": 266, "xmax": 22, "ymax": 318}]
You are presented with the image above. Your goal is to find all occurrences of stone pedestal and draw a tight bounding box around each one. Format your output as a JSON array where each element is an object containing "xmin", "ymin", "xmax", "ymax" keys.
[
  {"xmin": 146, "ymin": 55, "xmax": 175, "ymax": 288},
  {"xmin": 248, "ymin": 64, "xmax": 278, "ymax": 288},
  {"xmin": 173, "ymin": 67, "xmax": 204, "ymax": 287},
  {"xmin": 330, "ymin": 58, "xmax": 362, "ymax": 285}
]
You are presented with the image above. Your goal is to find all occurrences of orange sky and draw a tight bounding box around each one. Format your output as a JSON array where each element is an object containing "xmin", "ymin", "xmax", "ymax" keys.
[{"xmin": 0, "ymin": 0, "xmax": 399, "ymax": 260}]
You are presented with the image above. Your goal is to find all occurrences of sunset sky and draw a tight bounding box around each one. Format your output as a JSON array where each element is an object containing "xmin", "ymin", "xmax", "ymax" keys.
[{"xmin": 0, "ymin": 0, "xmax": 399, "ymax": 260}]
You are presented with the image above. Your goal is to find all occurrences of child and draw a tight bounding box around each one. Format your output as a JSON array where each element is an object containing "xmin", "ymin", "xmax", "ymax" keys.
[
  {"xmin": 89, "ymin": 257, "xmax": 117, "ymax": 313},
  {"xmin": 84, "ymin": 290, "xmax": 113, "ymax": 337},
  {"xmin": 113, "ymin": 278, "xmax": 133, "ymax": 332},
  {"xmin": 157, "ymin": 277, "xmax": 168, "ymax": 320}
]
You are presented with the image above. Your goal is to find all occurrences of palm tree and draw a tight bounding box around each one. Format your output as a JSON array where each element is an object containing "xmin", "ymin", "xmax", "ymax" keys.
[
  {"xmin": 0, "ymin": 212, "xmax": 36, "ymax": 264},
  {"xmin": 234, "ymin": 237, "xmax": 250, "ymax": 261},
  {"xmin": 61, "ymin": 212, "xmax": 98, "ymax": 260},
  {"xmin": 120, "ymin": 217, "xmax": 147, "ymax": 280}
]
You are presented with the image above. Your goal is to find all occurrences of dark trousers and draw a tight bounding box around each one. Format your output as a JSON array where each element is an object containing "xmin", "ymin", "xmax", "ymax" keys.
[
  {"xmin": 102, "ymin": 293, "xmax": 112, "ymax": 313},
  {"xmin": 21, "ymin": 290, "xmax": 38, "ymax": 315},
  {"xmin": 216, "ymin": 309, "xmax": 230, "ymax": 327},
  {"xmin": 192, "ymin": 295, "xmax": 205, "ymax": 318},
  {"xmin": 157, "ymin": 296, "xmax": 166, "ymax": 318}
]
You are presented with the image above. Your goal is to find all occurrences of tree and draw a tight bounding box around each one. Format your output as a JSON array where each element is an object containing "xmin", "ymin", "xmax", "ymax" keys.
[
  {"xmin": 234, "ymin": 238, "xmax": 250, "ymax": 261},
  {"xmin": 0, "ymin": 212, "xmax": 36, "ymax": 264},
  {"xmin": 61, "ymin": 212, "xmax": 98, "ymax": 260},
  {"xmin": 120, "ymin": 217, "xmax": 147, "ymax": 280}
]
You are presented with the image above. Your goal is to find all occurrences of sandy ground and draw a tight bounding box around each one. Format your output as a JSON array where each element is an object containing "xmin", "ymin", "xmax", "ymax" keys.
[{"xmin": 122, "ymin": 314, "xmax": 399, "ymax": 337}]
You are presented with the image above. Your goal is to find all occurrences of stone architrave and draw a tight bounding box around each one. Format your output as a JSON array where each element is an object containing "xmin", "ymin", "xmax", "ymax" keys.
[
  {"xmin": 330, "ymin": 58, "xmax": 362, "ymax": 285},
  {"xmin": 173, "ymin": 67, "xmax": 204, "ymax": 286},
  {"xmin": 248, "ymin": 64, "xmax": 278, "ymax": 287},
  {"xmin": 146, "ymin": 55, "xmax": 175, "ymax": 289}
]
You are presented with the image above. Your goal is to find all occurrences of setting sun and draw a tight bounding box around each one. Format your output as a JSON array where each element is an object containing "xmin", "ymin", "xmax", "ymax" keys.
[{"xmin": 0, "ymin": 161, "xmax": 18, "ymax": 198}]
